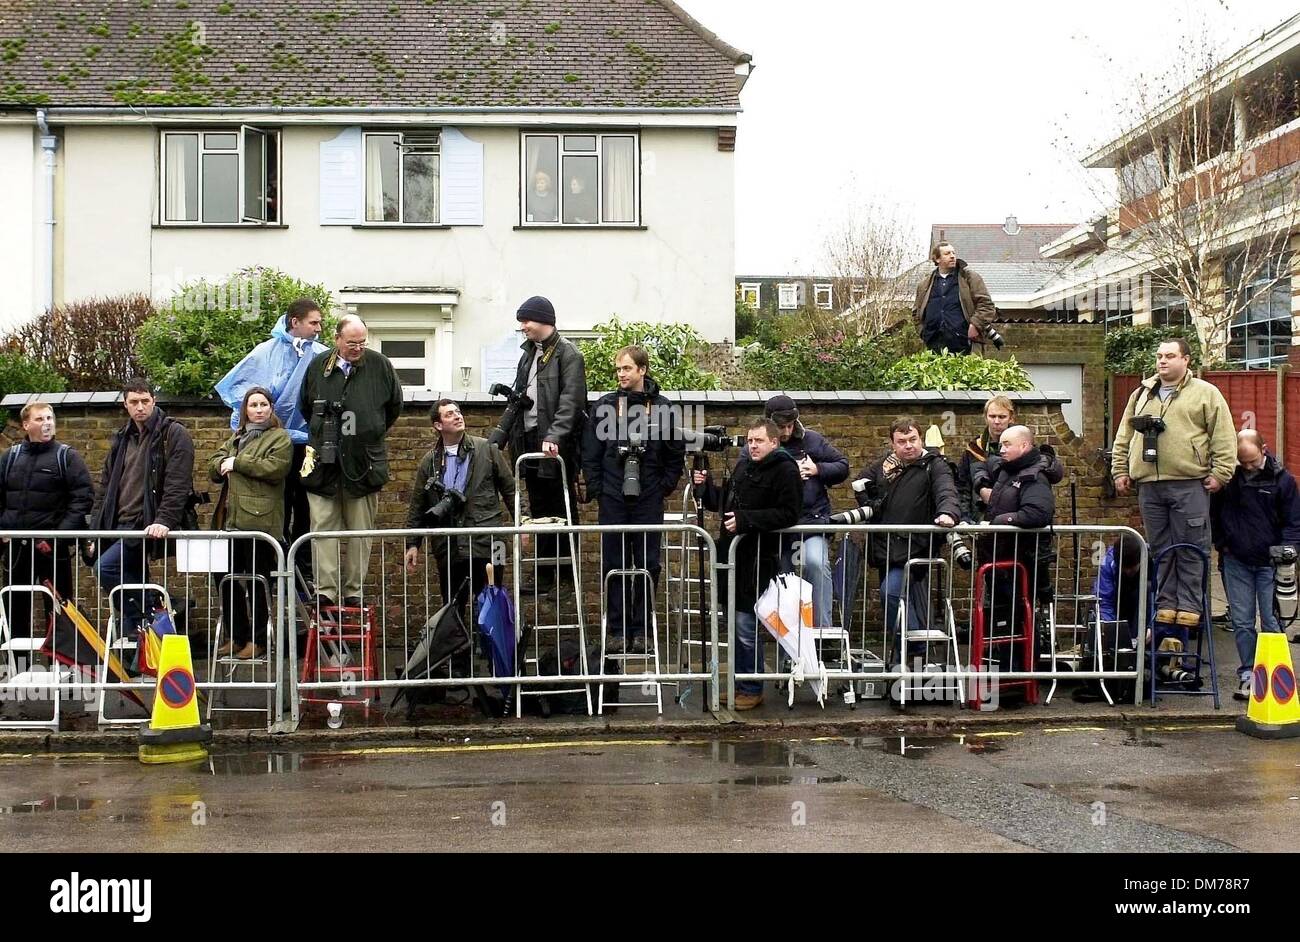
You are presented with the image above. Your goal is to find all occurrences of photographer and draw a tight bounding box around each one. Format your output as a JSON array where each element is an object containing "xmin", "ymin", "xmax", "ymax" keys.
[
  {"xmin": 405, "ymin": 400, "xmax": 515, "ymax": 612},
  {"xmin": 297, "ymin": 315, "xmax": 403, "ymax": 612},
  {"xmin": 912, "ymin": 241, "xmax": 998, "ymax": 355},
  {"xmin": 1112, "ymin": 338, "xmax": 1236, "ymax": 631},
  {"xmin": 851, "ymin": 417, "xmax": 960, "ymax": 661},
  {"xmin": 762, "ymin": 395, "xmax": 848, "ymax": 628},
  {"xmin": 583, "ymin": 347, "xmax": 685, "ymax": 652},
  {"xmin": 506, "ymin": 296, "xmax": 587, "ymax": 595},
  {"xmin": 979, "ymin": 425, "xmax": 1058, "ymax": 603},
  {"xmin": 1210, "ymin": 429, "xmax": 1300, "ymax": 701},
  {"xmin": 693, "ymin": 419, "xmax": 802, "ymax": 710},
  {"xmin": 956, "ymin": 395, "xmax": 1016, "ymax": 522}
]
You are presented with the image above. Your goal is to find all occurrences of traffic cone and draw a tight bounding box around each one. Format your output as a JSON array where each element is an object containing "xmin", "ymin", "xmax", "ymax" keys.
[
  {"xmin": 1236, "ymin": 631, "xmax": 1300, "ymax": 739},
  {"xmin": 138, "ymin": 634, "xmax": 212, "ymax": 764}
]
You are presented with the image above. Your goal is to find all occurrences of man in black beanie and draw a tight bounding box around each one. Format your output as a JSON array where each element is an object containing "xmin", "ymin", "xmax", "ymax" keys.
[{"xmin": 508, "ymin": 295, "xmax": 587, "ymax": 594}]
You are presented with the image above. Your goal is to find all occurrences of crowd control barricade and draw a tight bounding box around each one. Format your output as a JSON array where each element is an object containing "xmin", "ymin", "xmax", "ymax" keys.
[
  {"xmin": 0, "ymin": 529, "xmax": 287, "ymax": 731},
  {"xmin": 727, "ymin": 523, "xmax": 1148, "ymax": 711},
  {"xmin": 285, "ymin": 523, "xmax": 722, "ymax": 728}
]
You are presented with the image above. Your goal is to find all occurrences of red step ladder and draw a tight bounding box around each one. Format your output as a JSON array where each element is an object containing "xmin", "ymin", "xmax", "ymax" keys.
[
  {"xmin": 969, "ymin": 560, "xmax": 1038, "ymax": 709},
  {"xmin": 300, "ymin": 604, "xmax": 380, "ymax": 718}
]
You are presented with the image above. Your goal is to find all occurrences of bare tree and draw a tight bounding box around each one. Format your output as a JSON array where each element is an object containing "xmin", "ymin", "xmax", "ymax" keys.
[
  {"xmin": 1072, "ymin": 31, "xmax": 1300, "ymax": 360},
  {"xmin": 821, "ymin": 200, "xmax": 921, "ymax": 336}
]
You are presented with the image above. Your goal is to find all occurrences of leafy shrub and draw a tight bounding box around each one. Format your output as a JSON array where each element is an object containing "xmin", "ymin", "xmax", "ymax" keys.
[
  {"xmin": 137, "ymin": 268, "xmax": 333, "ymax": 397},
  {"xmin": 578, "ymin": 317, "xmax": 721, "ymax": 391},
  {"xmin": 882, "ymin": 350, "xmax": 1034, "ymax": 391},
  {"xmin": 739, "ymin": 319, "xmax": 922, "ymax": 390},
  {"xmin": 0, "ymin": 293, "xmax": 154, "ymax": 390},
  {"xmin": 1105, "ymin": 325, "xmax": 1203, "ymax": 375},
  {"xmin": 0, "ymin": 351, "xmax": 68, "ymax": 399}
]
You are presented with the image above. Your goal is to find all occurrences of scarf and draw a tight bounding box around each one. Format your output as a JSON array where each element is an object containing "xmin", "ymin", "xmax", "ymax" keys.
[{"xmin": 236, "ymin": 421, "xmax": 272, "ymax": 453}]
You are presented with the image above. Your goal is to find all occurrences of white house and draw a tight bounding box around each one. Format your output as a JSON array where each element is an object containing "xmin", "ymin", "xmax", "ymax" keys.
[{"xmin": 0, "ymin": 0, "xmax": 750, "ymax": 390}]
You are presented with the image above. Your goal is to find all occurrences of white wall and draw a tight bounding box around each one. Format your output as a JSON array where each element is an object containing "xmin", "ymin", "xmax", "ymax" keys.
[
  {"xmin": 53, "ymin": 122, "xmax": 736, "ymax": 390},
  {"xmin": 0, "ymin": 124, "xmax": 38, "ymax": 329}
]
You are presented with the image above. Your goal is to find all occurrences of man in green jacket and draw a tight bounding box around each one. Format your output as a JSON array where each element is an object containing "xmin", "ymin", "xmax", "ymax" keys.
[
  {"xmin": 1112, "ymin": 338, "xmax": 1237, "ymax": 631},
  {"xmin": 298, "ymin": 314, "xmax": 404, "ymax": 612}
]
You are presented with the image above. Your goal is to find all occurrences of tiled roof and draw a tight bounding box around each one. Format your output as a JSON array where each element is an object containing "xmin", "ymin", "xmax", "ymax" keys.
[
  {"xmin": 929, "ymin": 223, "xmax": 1075, "ymax": 263},
  {"xmin": 0, "ymin": 0, "xmax": 749, "ymax": 109},
  {"xmin": 904, "ymin": 260, "xmax": 1068, "ymax": 300}
]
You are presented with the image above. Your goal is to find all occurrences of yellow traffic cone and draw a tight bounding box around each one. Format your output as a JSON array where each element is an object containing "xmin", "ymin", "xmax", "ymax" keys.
[
  {"xmin": 138, "ymin": 634, "xmax": 213, "ymax": 764},
  {"xmin": 1236, "ymin": 631, "xmax": 1300, "ymax": 739}
]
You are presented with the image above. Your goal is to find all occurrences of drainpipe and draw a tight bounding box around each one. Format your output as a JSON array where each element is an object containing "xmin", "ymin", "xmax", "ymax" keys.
[{"xmin": 34, "ymin": 109, "xmax": 57, "ymax": 315}]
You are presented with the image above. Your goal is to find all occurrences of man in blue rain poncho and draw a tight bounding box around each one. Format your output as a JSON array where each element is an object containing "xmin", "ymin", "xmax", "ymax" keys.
[{"xmin": 214, "ymin": 298, "xmax": 328, "ymax": 555}]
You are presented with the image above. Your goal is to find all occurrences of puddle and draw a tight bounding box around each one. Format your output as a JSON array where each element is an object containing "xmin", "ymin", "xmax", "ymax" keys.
[
  {"xmin": 716, "ymin": 774, "xmax": 848, "ymax": 786},
  {"xmin": 0, "ymin": 796, "xmax": 99, "ymax": 814},
  {"xmin": 877, "ymin": 734, "xmax": 1008, "ymax": 758}
]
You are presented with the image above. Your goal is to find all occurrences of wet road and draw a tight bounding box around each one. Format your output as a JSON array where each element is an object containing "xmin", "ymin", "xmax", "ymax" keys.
[{"xmin": 0, "ymin": 724, "xmax": 1292, "ymax": 851}]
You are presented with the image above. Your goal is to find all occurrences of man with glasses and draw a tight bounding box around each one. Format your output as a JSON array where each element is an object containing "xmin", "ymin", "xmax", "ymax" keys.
[{"xmin": 298, "ymin": 314, "xmax": 404, "ymax": 613}]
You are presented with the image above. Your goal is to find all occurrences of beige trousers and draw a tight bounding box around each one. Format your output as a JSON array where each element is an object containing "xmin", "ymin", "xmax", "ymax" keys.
[{"xmin": 306, "ymin": 491, "xmax": 379, "ymax": 602}]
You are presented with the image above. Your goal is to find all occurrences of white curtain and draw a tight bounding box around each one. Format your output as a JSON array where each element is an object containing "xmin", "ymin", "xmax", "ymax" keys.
[
  {"xmin": 165, "ymin": 134, "xmax": 196, "ymax": 221},
  {"xmin": 365, "ymin": 134, "xmax": 394, "ymax": 221},
  {"xmin": 602, "ymin": 136, "xmax": 635, "ymax": 223}
]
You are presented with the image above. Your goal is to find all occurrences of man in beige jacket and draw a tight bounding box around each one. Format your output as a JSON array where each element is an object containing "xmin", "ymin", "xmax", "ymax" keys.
[{"xmin": 1112, "ymin": 338, "xmax": 1237, "ymax": 630}]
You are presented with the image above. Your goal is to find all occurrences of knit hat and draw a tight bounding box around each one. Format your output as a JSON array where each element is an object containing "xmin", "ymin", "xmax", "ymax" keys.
[
  {"xmin": 764, "ymin": 394, "xmax": 799, "ymax": 425},
  {"xmin": 516, "ymin": 295, "xmax": 556, "ymax": 326}
]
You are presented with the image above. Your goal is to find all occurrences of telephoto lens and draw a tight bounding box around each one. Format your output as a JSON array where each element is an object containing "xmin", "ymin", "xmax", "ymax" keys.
[
  {"xmin": 1270, "ymin": 545, "xmax": 1298, "ymax": 621},
  {"xmin": 946, "ymin": 531, "xmax": 973, "ymax": 570},
  {"xmin": 830, "ymin": 506, "xmax": 874, "ymax": 525},
  {"xmin": 984, "ymin": 325, "xmax": 1005, "ymax": 350}
]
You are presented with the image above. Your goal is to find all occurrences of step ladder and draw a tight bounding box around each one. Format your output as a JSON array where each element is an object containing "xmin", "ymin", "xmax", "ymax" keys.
[
  {"xmin": 0, "ymin": 584, "xmax": 71, "ymax": 731},
  {"xmin": 207, "ymin": 572, "xmax": 276, "ymax": 724},
  {"xmin": 664, "ymin": 489, "xmax": 719, "ymax": 709},
  {"xmin": 969, "ymin": 560, "xmax": 1038, "ymax": 710},
  {"xmin": 1044, "ymin": 592, "xmax": 1111, "ymax": 705},
  {"xmin": 99, "ymin": 582, "xmax": 171, "ymax": 729},
  {"xmin": 513, "ymin": 452, "xmax": 590, "ymax": 717},
  {"xmin": 299, "ymin": 602, "xmax": 380, "ymax": 718},
  {"xmin": 599, "ymin": 568, "xmax": 662, "ymax": 714},
  {"xmin": 893, "ymin": 558, "xmax": 964, "ymax": 708},
  {"xmin": 1147, "ymin": 543, "xmax": 1220, "ymax": 709}
]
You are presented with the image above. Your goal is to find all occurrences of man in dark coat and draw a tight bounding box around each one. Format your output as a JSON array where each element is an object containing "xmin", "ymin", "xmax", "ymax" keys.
[
  {"xmin": 911, "ymin": 241, "xmax": 997, "ymax": 355},
  {"xmin": 298, "ymin": 314, "xmax": 403, "ymax": 610},
  {"xmin": 583, "ymin": 346, "xmax": 685, "ymax": 653},
  {"xmin": 507, "ymin": 295, "xmax": 587, "ymax": 594},
  {"xmin": 87, "ymin": 377, "xmax": 196, "ymax": 645},
  {"xmin": 980, "ymin": 425, "xmax": 1058, "ymax": 606},
  {"xmin": 851, "ymin": 417, "xmax": 960, "ymax": 662},
  {"xmin": 405, "ymin": 399, "xmax": 515, "ymax": 616},
  {"xmin": 1211, "ymin": 429, "xmax": 1300, "ymax": 700},
  {"xmin": 0, "ymin": 401, "xmax": 92, "ymax": 638},
  {"xmin": 694, "ymin": 418, "xmax": 802, "ymax": 710}
]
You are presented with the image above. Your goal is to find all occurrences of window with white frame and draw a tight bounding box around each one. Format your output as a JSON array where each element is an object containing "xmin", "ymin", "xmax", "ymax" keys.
[
  {"xmin": 521, "ymin": 132, "xmax": 639, "ymax": 226},
  {"xmin": 378, "ymin": 335, "xmax": 435, "ymax": 387},
  {"xmin": 1226, "ymin": 252, "xmax": 1293, "ymax": 368},
  {"xmin": 160, "ymin": 128, "xmax": 280, "ymax": 224},
  {"xmin": 364, "ymin": 130, "xmax": 440, "ymax": 224},
  {"xmin": 778, "ymin": 283, "xmax": 800, "ymax": 310},
  {"xmin": 814, "ymin": 283, "xmax": 833, "ymax": 310},
  {"xmin": 739, "ymin": 283, "xmax": 760, "ymax": 308}
]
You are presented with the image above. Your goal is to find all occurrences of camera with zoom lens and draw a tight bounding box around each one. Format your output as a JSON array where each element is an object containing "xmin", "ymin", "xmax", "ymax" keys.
[
  {"xmin": 682, "ymin": 425, "xmax": 745, "ymax": 453},
  {"xmin": 312, "ymin": 399, "xmax": 346, "ymax": 466},
  {"xmin": 983, "ymin": 325, "xmax": 1005, "ymax": 351},
  {"xmin": 486, "ymin": 382, "xmax": 535, "ymax": 450},
  {"xmin": 947, "ymin": 531, "xmax": 973, "ymax": 570},
  {"xmin": 618, "ymin": 431, "xmax": 646, "ymax": 500},
  {"xmin": 1271, "ymin": 545, "xmax": 1298, "ymax": 620},
  {"xmin": 1129, "ymin": 415, "xmax": 1166, "ymax": 463},
  {"xmin": 832, "ymin": 478, "xmax": 881, "ymax": 524},
  {"xmin": 424, "ymin": 480, "xmax": 466, "ymax": 525},
  {"xmin": 830, "ymin": 506, "xmax": 874, "ymax": 525}
]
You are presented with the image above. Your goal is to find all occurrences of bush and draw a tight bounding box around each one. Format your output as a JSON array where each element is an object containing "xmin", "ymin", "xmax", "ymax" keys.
[
  {"xmin": 137, "ymin": 268, "xmax": 334, "ymax": 397},
  {"xmin": 1105, "ymin": 325, "xmax": 1203, "ymax": 375},
  {"xmin": 578, "ymin": 317, "xmax": 721, "ymax": 391},
  {"xmin": 0, "ymin": 351, "xmax": 68, "ymax": 399},
  {"xmin": 739, "ymin": 320, "xmax": 922, "ymax": 390},
  {"xmin": 0, "ymin": 293, "xmax": 155, "ymax": 390},
  {"xmin": 881, "ymin": 350, "xmax": 1034, "ymax": 391}
]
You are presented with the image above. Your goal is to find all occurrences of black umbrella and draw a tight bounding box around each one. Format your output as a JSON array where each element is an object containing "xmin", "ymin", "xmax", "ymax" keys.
[{"xmin": 387, "ymin": 579, "xmax": 471, "ymax": 717}]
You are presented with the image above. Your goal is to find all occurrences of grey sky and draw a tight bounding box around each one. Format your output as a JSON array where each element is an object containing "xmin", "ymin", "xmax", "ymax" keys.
[{"xmin": 681, "ymin": 0, "xmax": 1300, "ymax": 273}]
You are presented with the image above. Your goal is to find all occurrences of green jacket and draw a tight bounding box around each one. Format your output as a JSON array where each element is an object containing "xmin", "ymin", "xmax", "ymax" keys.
[
  {"xmin": 1112, "ymin": 372, "xmax": 1237, "ymax": 485},
  {"xmin": 297, "ymin": 348, "xmax": 404, "ymax": 498},
  {"xmin": 406, "ymin": 434, "xmax": 516, "ymax": 561},
  {"xmin": 208, "ymin": 427, "xmax": 293, "ymax": 537}
]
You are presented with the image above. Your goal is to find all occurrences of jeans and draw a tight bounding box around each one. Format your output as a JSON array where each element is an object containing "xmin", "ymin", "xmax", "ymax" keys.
[
  {"xmin": 781, "ymin": 534, "xmax": 832, "ymax": 628},
  {"xmin": 1223, "ymin": 555, "xmax": 1281, "ymax": 679},
  {"xmin": 734, "ymin": 610, "xmax": 763, "ymax": 696},
  {"xmin": 95, "ymin": 530, "xmax": 150, "ymax": 641},
  {"xmin": 882, "ymin": 564, "xmax": 930, "ymax": 664}
]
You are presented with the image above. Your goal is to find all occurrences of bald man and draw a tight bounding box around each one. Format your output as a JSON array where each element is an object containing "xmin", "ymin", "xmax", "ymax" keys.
[
  {"xmin": 980, "ymin": 425, "xmax": 1058, "ymax": 604},
  {"xmin": 1211, "ymin": 429, "xmax": 1300, "ymax": 700},
  {"xmin": 298, "ymin": 314, "xmax": 404, "ymax": 613}
]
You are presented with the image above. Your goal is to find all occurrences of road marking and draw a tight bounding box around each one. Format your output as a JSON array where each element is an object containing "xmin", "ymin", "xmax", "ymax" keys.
[{"xmin": 1041, "ymin": 727, "xmax": 1108, "ymax": 733}]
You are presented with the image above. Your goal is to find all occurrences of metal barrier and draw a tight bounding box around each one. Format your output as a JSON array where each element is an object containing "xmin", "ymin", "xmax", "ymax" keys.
[
  {"xmin": 285, "ymin": 523, "xmax": 722, "ymax": 727},
  {"xmin": 0, "ymin": 529, "xmax": 286, "ymax": 731},
  {"xmin": 726, "ymin": 523, "xmax": 1149, "ymax": 711}
]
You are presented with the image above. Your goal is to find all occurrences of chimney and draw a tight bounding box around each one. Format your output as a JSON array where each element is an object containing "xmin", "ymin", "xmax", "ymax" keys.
[{"xmin": 1003, "ymin": 214, "xmax": 1020, "ymax": 235}]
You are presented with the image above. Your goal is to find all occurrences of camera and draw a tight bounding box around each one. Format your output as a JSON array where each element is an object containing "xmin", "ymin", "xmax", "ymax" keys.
[
  {"xmin": 424, "ymin": 481, "xmax": 466, "ymax": 525},
  {"xmin": 830, "ymin": 506, "xmax": 874, "ymax": 525},
  {"xmin": 618, "ymin": 431, "xmax": 646, "ymax": 500},
  {"xmin": 1129, "ymin": 415, "xmax": 1166, "ymax": 463},
  {"xmin": 1271, "ymin": 545, "xmax": 1298, "ymax": 621},
  {"xmin": 947, "ymin": 531, "xmax": 973, "ymax": 570},
  {"xmin": 682, "ymin": 425, "xmax": 745, "ymax": 453},
  {"xmin": 486, "ymin": 382, "xmax": 535, "ymax": 450},
  {"xmin": 312, "ymin": 399, "xmax": 345, "ymax": 466},
  {"xmin": 983, "ymin": 325, "xmax": 1005, "ymax": 351}
]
